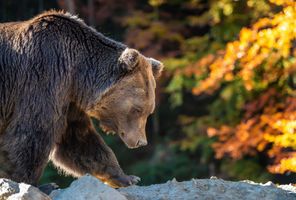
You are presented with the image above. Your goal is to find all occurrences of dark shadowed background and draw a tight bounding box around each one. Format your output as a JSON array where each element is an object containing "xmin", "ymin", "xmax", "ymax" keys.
[{"xmin": 1, "ymin": 0, "xmax": 295, "ymax": 188}]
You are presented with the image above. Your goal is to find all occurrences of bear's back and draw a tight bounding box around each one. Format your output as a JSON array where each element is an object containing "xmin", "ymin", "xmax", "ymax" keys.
[
  {"xmin": 0, "ymin": 21, "xmax": 25, "ymax": 75},
  {"xmin": 0, "ymin": 10, "xmax": 128, "ymax": 124}
]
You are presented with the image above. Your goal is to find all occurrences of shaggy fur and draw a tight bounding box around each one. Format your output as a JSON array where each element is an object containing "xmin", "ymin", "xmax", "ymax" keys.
[{"xmin": 0, "ymin": 10, "xmax": 163, "ymax": 187}]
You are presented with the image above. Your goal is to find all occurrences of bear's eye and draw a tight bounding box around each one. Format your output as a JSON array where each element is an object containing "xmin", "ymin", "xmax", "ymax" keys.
[{"xmin": 131, "ymin": 107, "xmax": 143, "ymax": 114}]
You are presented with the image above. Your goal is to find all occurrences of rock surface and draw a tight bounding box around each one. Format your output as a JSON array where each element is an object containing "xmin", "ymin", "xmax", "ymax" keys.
[
  {"xmin": 50, "ymin": 175, "xmax": 127, "ymax": 200},
  {"xmin": 118, "ymin": 177, "xmax": 296, "ymax": 200},
  {"xmin": 0, "ymin": 179, "xmax": 50, "ymax": 200},
  {"xmin": 0, "ymin": 175, "xmax": 296, "ymax": 200}
]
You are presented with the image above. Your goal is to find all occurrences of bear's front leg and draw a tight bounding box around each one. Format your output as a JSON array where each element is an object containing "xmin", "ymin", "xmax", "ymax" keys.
[
  {"xmin": 50, "ymin": 103, "xmax": 140, "ymax": 188},
  {"xmin": 0, "ymin": 123, "xmax": 53, "ymax": 185},
  {"xmin": 94, "ymin": 157, "xmax": 140, "ymax": 187}
]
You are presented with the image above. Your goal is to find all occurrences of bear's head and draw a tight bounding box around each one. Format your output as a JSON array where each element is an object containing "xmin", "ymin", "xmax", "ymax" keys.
[{"xmin": 93, "ymin": 48, "xmax": 163, "ymax": 149}]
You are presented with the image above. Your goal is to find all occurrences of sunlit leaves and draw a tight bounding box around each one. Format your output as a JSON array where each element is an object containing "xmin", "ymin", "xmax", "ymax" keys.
[
  {"xmin": 149, "ymin": 0, "xmax": 166, "ymax": 7},
  {"xmin": 191, "ymin": 3, "xmax": 296, "ymax": 94},
  {"xmin": 268, "ymin": 156, "xmax": 296, "ymax": 173},
  {"xmin": 189, "ymin": 1, "xmax": 296, "ymax": 174},
  {"xmin": 269, "ymin": 0, "xmax": 295, "ymax": 6},
  {"xmin": 166, "ymin": 74, "xmax": 184, "ymax": 107}
]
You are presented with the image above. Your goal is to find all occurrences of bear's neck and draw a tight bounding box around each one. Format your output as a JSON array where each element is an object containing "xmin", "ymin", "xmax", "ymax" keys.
[
  {"xmin": 31, "ymin": 13, "xmax": 128, "ymax": 110},
  {"xmin": 72, "ymin": 37, "xmax": 127, "ymax": 111}
]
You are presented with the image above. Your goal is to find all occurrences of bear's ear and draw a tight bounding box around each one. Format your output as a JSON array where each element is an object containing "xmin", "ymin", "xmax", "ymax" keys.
[
  {"xmin": 119, "ymin": 48, "xmax": 140, "ymax": 72},
  {"xmin": 150, "ymin": 58, "xmax": 164, "ymax": 78}
]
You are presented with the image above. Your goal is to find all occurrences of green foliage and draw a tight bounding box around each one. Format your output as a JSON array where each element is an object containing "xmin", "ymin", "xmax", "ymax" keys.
[
  {"xmin": 39, "ymin": 163, "xmax": 74, "ymax": 188},
  {"xmin": 209, "ymin": 81, "xmax": 248, "ymax": 126},
  {"xmin": 128, "ymin": 145, "xmax": 209, "ymax": 185},
  {"xmin": 221, "ymin": 159, "xmax": 272, "ymax": 182},
  {"xmin": 166, "ymin": 74, "xmax": 183, "ymax": 107}
]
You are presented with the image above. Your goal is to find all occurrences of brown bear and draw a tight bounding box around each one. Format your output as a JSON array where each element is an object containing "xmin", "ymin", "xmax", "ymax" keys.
[{"xmin": 0, "ymin": 10, "xmax": 163, "ymax": 189}]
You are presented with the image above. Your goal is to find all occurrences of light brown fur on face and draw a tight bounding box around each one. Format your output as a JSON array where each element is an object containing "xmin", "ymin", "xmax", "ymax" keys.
[{"xmin": 91, "ymin": 49, "xmax": 163, "ymax": 149}]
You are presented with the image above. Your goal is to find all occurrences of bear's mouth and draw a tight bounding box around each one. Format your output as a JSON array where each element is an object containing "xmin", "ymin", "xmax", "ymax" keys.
[
  {"xmin": 119, "ymin": 132, "xmax": 125, "ymax": 138},
  {"xmin": 118, "ymin": 132, "xmax": 131, "ymax": 148}
]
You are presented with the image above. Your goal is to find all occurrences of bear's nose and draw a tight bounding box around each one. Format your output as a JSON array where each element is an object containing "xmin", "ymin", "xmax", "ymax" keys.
[{"xmin": 136, "ymin": 139, "xmax": 147, "ymax": 147}]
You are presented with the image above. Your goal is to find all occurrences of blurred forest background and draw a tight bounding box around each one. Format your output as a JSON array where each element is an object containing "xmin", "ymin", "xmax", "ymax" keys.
[{"xmin": 0, "ymin": 0, "xmax": 295, "ymax": 187}]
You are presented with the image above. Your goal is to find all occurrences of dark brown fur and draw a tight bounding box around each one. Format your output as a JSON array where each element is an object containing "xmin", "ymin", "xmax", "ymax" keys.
[{"xmin": 0, "ymin": 10, "xmax": 163, "ymax": 187}]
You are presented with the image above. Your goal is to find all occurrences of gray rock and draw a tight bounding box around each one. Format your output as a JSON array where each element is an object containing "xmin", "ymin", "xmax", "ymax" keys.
[
  {"xmin": 0, "ymin": 179, "xmax": 50, "ymax": 200},
  {"xmin": 118, "ymin": 178, "xmax": 296, "ymax": 200},
  {"xmin": 50, "ymin": 174, "xmax": 127, "ymax": 200},
  {"xmin": 2, "ymin": 175, "xmax": 295, "ymax": 200}
]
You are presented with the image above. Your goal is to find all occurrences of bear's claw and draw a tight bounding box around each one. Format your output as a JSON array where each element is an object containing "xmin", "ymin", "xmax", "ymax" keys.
[
  {"xmin": 108, "ymin": 174, "xmax": 141, "ymax": 188},
  {"xmin": 127, "ymin": 175, "xmax": 141, "ymax": 185}
]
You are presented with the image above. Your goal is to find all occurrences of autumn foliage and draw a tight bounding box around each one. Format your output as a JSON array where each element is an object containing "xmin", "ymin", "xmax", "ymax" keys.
[
  {"xmin": 112, "ymin": 0, "xmax": 296, "ymax": 180},
  {"xmin": 184, "ymin": 0, "xmax": 296, "ymax": 174}
]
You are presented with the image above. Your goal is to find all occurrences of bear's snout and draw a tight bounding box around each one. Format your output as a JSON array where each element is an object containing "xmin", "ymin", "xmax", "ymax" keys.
[
  {"xmin": 136, "ymin": 139, "xmax": 147, "ymax": 147},
  {"xmin": 128, "ymin": 138, "xmax": 147, "ymax": 148},
  {"xmin": 119, "ymin": 132, "xmax": 147, "ymax": 149}
]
